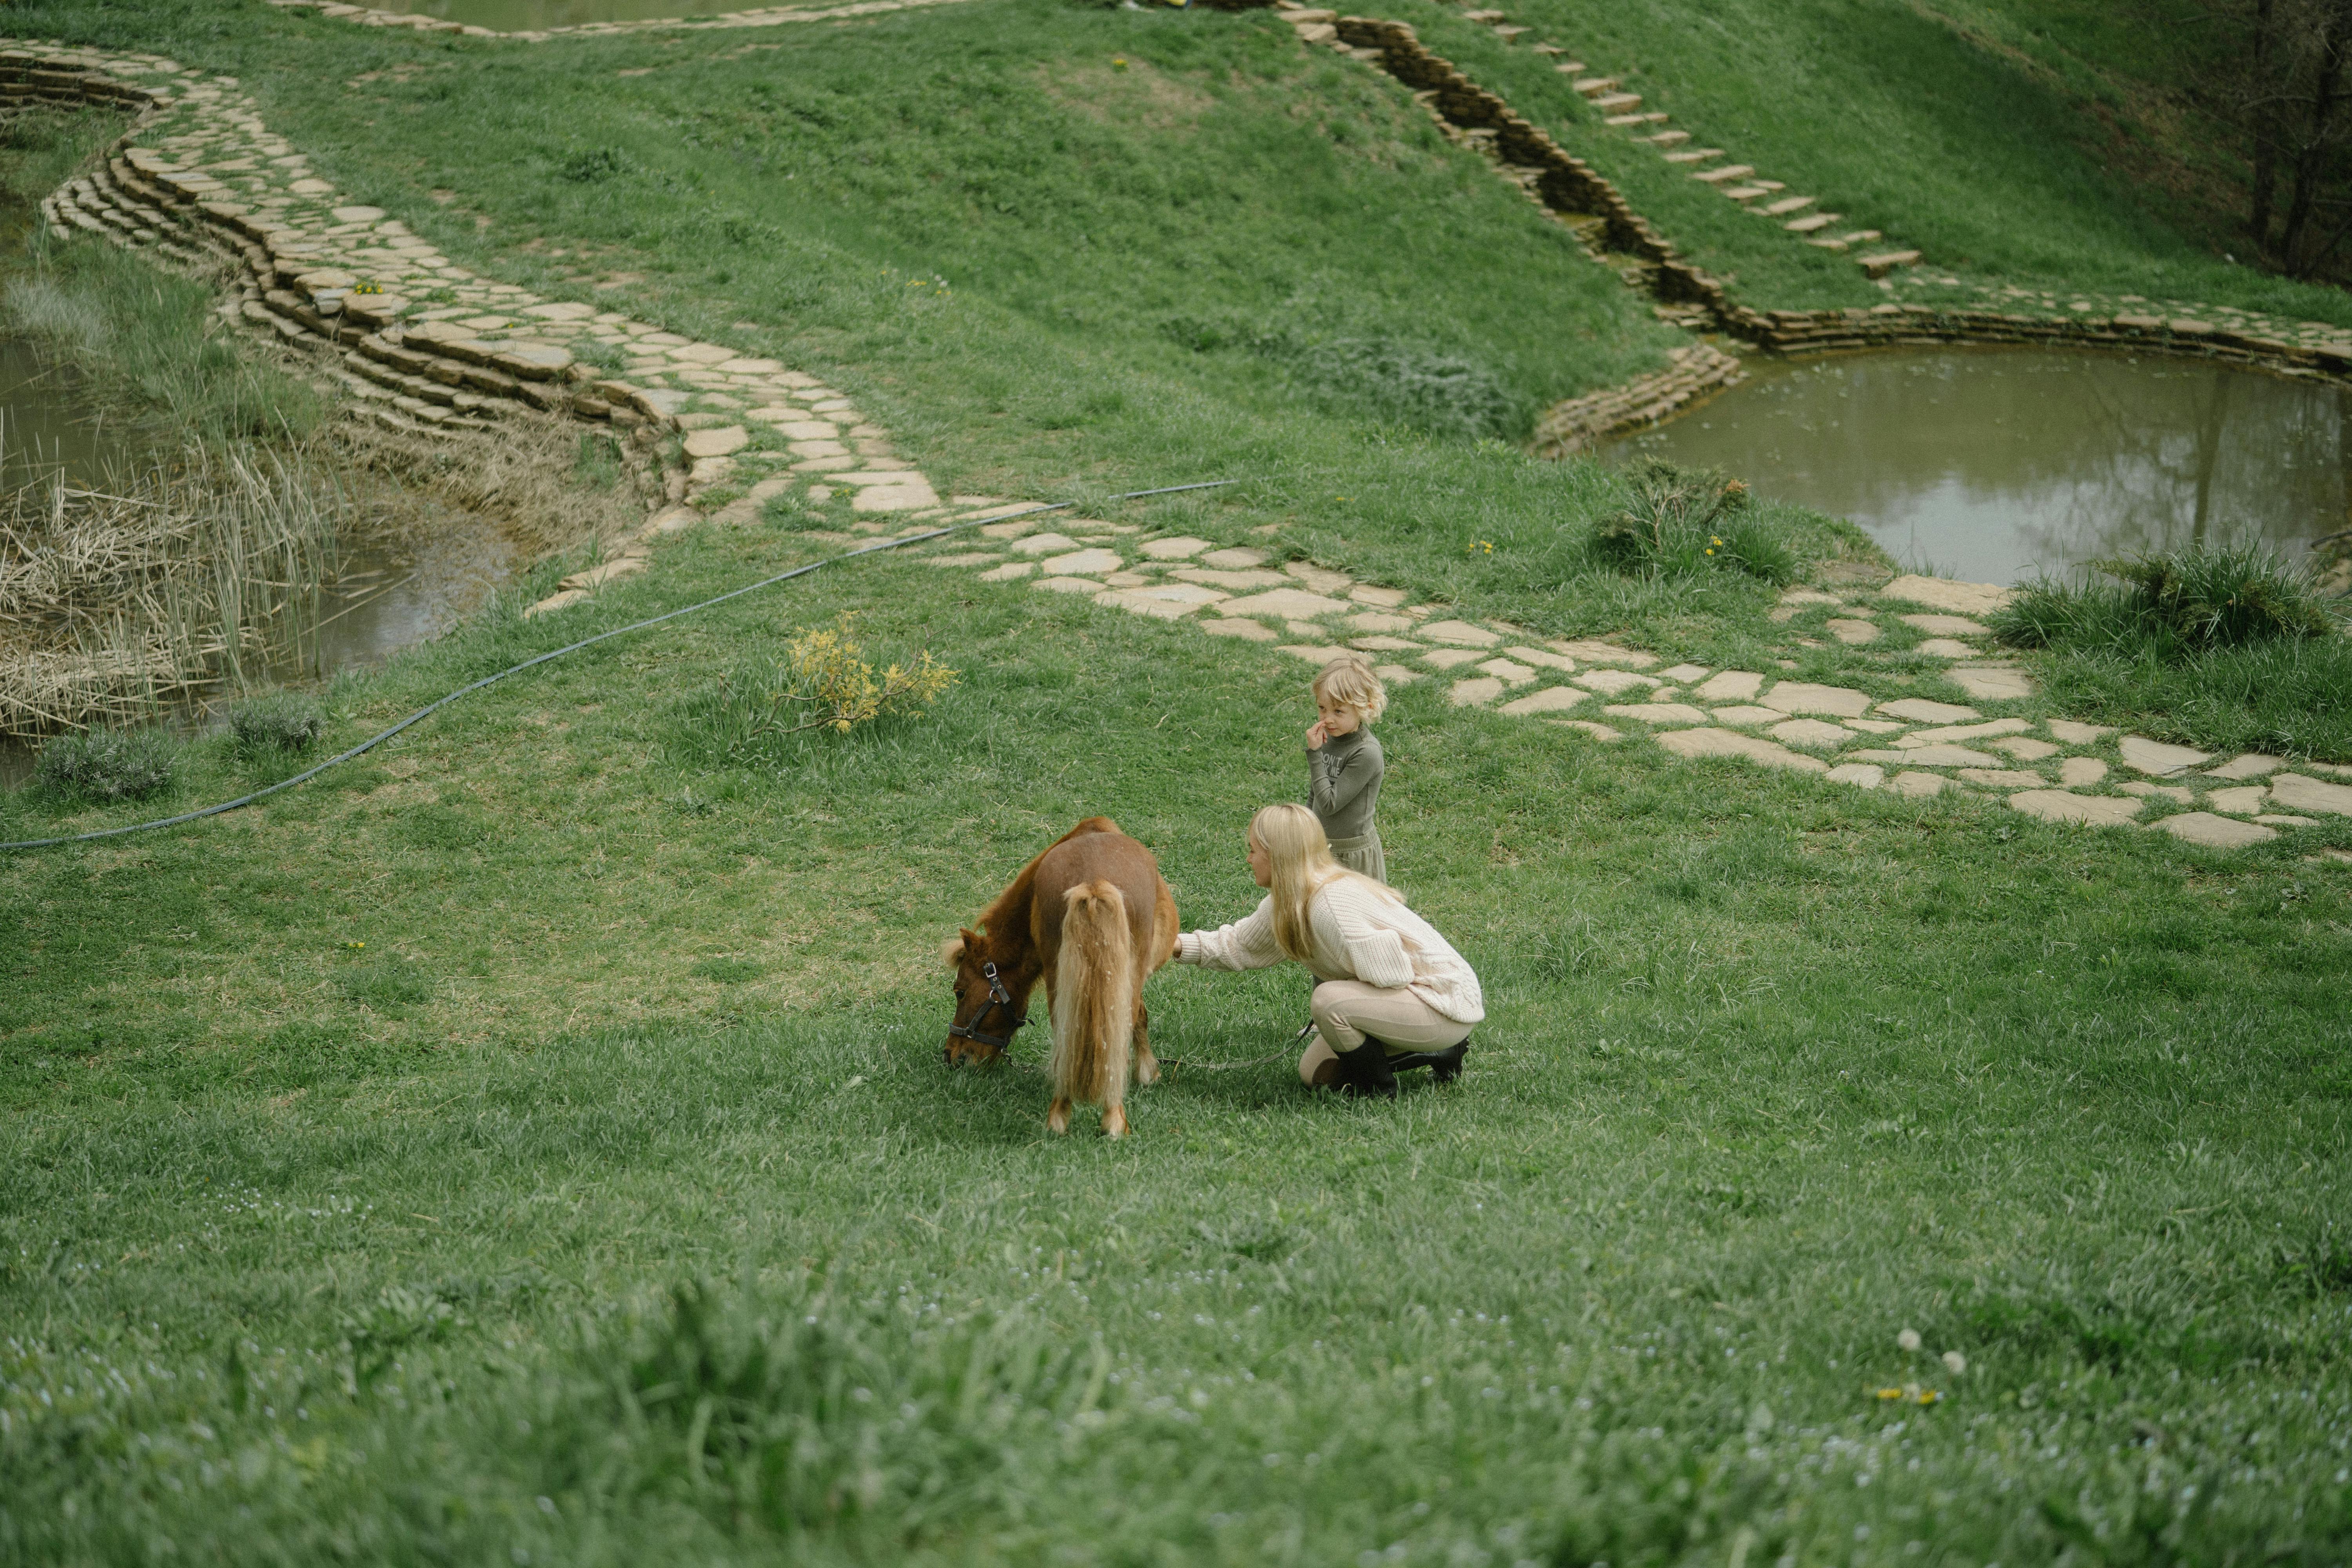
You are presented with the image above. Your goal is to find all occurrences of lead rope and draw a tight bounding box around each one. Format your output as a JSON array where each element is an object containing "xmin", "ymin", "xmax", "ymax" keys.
[{"xmin": 2, "ymin": 479, "xmax": 1240, "ymax": 851}]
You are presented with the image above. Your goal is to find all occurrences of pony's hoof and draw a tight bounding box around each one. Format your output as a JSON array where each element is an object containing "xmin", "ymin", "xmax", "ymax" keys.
[
  {"xmin": 1135, "ymin": 1059, "xmax": 1159, "ymax": 1087},
  {"xmin": 1102, "ymin": 1107, "xmax": 1128, "ymax": 1139},
  {"xmin": 1047, "ymin": 1100, "xmax": 1071, "ymax": 1135}
]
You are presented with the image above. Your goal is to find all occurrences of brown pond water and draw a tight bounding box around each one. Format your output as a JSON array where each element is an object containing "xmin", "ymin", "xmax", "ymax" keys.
[
  {"xmin": 0, "ymin": 338, "xmax": 519, "ymax": 788},
  {"xmin": 1609, "ymin": 346, "xmax": 2352, "ymax": 585}
]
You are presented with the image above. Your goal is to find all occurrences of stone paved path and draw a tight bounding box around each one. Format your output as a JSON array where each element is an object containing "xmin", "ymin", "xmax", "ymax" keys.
[
  {"xmin": 1283, "ymin": 2, "xmax": 2352, "ymax": 375},
  {"xmin": 1281, "ymin": 3, "xmax": 1921, "ymax": 283},
  {"xmin": 262, "ymin": 0, "xmax": 979, "ymax": 43},
  {"xmin": 16, "ymin": 38, "xmax": 2350, "ymax": 857},
  {"xmin": 16, "ymin": 37, "xmax": 955, "ymax": 617},
  {"xmin": 912, "ymin": 529, "xmax": 2352, "ymax": 852}
]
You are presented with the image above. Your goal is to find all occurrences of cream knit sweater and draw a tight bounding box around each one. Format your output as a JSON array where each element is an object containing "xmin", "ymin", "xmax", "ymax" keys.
[{"xmin": 1175, "ymin": 875, "xmax": 1485, "ymax": 1024}]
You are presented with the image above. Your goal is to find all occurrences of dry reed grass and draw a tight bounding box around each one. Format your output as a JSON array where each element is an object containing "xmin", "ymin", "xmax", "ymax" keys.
[{"xmin": 0, "ymin": 443, "xmax": 345, "ymax": 736}]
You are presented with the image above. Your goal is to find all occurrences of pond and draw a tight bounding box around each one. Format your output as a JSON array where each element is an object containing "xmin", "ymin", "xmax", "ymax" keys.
[
  {"xmin": 0, "ymin": 334, "xmax": 518, "ymax": 787},
  {"xmin": 1608, "ymin": 347, "xmax": 2352, "ymax": 585},
  {"xmin": 369, "ymin": 0, "xmax": 759, "ymax": 27}
]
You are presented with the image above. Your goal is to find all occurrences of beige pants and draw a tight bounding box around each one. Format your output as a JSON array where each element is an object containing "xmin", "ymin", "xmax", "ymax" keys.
[{"xmin": 1299, "ymin": 980, "xmax": 1473, "ymax": 1085}]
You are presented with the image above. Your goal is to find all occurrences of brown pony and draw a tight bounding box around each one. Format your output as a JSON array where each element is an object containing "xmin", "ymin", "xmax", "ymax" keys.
[{"xmin": 943, "ymin": 817, "xmax": 1180, "ymax": 1138}]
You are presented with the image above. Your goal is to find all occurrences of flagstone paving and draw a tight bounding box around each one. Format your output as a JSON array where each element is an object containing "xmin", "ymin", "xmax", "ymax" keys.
[
  {"xmin": 883, "ymin": 512, "xmax": 2352, "ymax": 854},
  {"xmin": 262, "ymin": 0, "xmax": 978, "ymax": 43},
  {"xmin": 16, "ymin": 35, "xmax": 958, "ymax": 616},
  {"xmin": 15, "ymin": 38, "xmax": 2350, "ymax": 858}
]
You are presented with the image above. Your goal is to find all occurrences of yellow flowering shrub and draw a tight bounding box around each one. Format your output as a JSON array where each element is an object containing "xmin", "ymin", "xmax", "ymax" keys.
[{"xmin": 730, "ymin": 614, "xmax": 957, "ymax": 745}]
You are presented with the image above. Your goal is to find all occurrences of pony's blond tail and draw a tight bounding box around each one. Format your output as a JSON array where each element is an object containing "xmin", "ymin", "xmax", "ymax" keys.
[{"xmin": 1052, "ymin": 880, "xmax": 1134, "ymax": 1109}]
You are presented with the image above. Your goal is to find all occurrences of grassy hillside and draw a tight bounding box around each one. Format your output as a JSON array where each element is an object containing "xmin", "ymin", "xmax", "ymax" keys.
[
  {"xmin": 3, "ymin": 1, "xmax": 2350, "ymax": 1561},
  {"xmin": 1387, "ymin": 0, "xmax": 2352, "ymax": 323},
  {"xmin": 4, "ymin": 520, "xmax": 2348, "ymax": 1563}
]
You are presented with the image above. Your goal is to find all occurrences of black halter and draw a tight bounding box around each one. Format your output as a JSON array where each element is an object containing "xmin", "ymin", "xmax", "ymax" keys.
[{"xmin": 948, "ymin": 960, "xmax": 1029, "ymax": 1051}]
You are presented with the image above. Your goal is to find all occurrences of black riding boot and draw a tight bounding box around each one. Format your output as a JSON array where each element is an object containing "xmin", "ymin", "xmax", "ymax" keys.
[
  {"xmin": 1331, "ymin": 1037, "xmax": 1399, "ymax": 1100},
  {"xmin": 1388, "ymin": 1039, "xmax": 1469, "ymax": 1084}
]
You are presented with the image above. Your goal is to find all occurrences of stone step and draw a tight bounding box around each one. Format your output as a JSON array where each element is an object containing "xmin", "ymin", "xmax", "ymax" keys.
[
  {"xmin": 1860, "ymin": 249, "xmax": 1922, "ymax": 278},
  {"xmin": 1572, "ymin": 76, "xmax": 1617, "ymax": 93},
  {"xmin": 1784, "ymin": 212, "xmax": 1839, "ymax": 232},
  {"xmin": 1491, "ymin": 25, "xmax": 1529, "ymax": 40},
  {"xmin": 1605, "ymin": 112, "xmax": 1668, "ymax": 125},
  {"xmin": 1760, "ymin": 194, "xmax": 1815, "ymax": 215},
  {"xmin": 1691, "ymin": 164, "xmax": 1754, "ymax": 183},
  {"xmin": 1723, "ymin": 185, "xmax": 1769, "ymax": 201},
  {"xmin": 1591, "ymin": 92, "xmax": 1643, "ymax": 111},
  {"xmin": 1645, "ymin": 129, "xmax": 1691, "ymax": 145},
  {"xmin": 1461, "ymin": 9, "xmax": 1506, "ymax": 21},
  {"xmin": 1662, "ymin": 148, "xmax": 1723, "ymax": 163}
]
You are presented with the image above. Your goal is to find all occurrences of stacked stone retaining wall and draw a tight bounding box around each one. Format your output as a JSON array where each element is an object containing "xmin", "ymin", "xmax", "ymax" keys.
[
  {"xmin": 11, "ymin": 51, "xmax": 702, "ymax": 524},
  {"xmin": 1303, "ymin": 15, "xmax": 2352, "ymax": 449}
]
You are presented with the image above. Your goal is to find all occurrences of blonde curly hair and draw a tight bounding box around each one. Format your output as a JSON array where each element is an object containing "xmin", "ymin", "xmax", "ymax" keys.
[{"xmin": 1311, "ymin": 655, "xmax": 1387, "ymax": 725}]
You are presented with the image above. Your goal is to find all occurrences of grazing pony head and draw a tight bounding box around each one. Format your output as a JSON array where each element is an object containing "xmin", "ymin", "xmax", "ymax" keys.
[{"xmin": 943, "ymin": 927, "xmax": 1027, "ymax": 1064}]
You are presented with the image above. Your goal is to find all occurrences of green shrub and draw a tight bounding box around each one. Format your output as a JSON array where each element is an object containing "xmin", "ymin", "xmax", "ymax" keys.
[
  {"xmin": 1993, "ymin": 544, "xmax": 2343, "ymax": 657},
  {"xmin": 227, "ymin": 691, "xmax": 323, "ymax": 756},
  {"xmin": 1158, "ymin": 317, "xmax": 1521, "ymax": 441},
  {"xmin": 35, "ymin": 727, "xmax": 178, "ymax": 803},
  {"xmin": 1278, "ymin": 336, "xmax": 1518, "ymax": 441},
  {"xmin": 1590, "ymin": 459, "xmax": 1795, "ymax": 585}
]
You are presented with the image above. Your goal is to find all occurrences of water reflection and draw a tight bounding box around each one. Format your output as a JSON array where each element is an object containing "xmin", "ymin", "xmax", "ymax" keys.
[
  {"xmin": 0, "ymin": 340, "xmax": 148, "ymax": 486},
  {"xmin": 306, "ymin": 506, "xmax": 518, "ymax": 677},
  {"xmin": 1610, "ymin": 347, "xmax": 2352, "ymax": 584}
]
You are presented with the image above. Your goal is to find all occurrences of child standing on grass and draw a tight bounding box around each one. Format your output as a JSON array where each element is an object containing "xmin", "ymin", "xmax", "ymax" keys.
[{"xmin": 1306, "ymin": 655, "xmax": 1388, "ymax": 885}]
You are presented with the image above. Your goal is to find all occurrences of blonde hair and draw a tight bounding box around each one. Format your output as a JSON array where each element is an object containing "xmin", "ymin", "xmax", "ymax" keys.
[
  {"xmin": 1311, "ymin": 655, "xmax": 1387, "ymax": 725},
  {"xmin": 1249, "ymin": 803, "xmax": 1395, "ymax": 962}
]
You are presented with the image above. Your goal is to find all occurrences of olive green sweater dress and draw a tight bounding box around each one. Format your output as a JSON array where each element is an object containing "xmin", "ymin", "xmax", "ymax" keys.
[{"xmin": 1308, "ymin": 727, "xmax": 1386, "ymax": 883}]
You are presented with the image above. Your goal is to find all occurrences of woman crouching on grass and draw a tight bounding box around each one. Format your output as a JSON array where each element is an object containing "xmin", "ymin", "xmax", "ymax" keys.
[{"xmin": 1174, "ymin": 803, "xmax": 1482, "ymax": 1098}]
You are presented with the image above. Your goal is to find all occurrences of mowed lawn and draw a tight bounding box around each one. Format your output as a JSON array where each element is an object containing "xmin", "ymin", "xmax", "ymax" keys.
[{"xmin": 3, "ymin": 512, "xmax": 2348, "ymax": 1563}]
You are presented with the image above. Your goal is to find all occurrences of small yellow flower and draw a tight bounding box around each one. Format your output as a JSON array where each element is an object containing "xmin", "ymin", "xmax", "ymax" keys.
[
  {"xmin": 1875, "ymin": 1387, "xmax": 1904, "ymax": 1401},
  {"xmin": 1113, "ymin": 55, "xmax": 1129, "ymax": 69}
]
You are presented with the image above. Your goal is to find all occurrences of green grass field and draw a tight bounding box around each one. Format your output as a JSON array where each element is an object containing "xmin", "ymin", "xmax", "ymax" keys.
[{"xmin": 5, "ymin": 0, "xmax": 2352, "ymax": 1562}]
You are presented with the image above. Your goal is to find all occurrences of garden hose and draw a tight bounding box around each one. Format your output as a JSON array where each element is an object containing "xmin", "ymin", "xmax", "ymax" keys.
[{"xmin": 2, "ymin": 480, "xmax": 1240, "ymax": 852}]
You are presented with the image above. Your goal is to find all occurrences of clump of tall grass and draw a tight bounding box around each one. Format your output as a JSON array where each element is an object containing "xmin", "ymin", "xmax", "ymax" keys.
[
  {"xmin": 0, "ymin": 447, "xmax": 347, "ymax": 736},
  {"xmin": 34, "ymin": 725, "xmax": 178, "ymax": 802},
  {"xmin": 1993, "ymin": 544, "xmax": 2352, "ymax": 759},
  {"xmin": 8, "ymin": 234, "xmax": 325, "ymax": 445},
  {"xmin": 544, "ymin": 1279, "xmax": 1095, "ymax": 1544},
  {"xmin": 1589, "ymin": 458, "xmax": 1796, "ymax": 585},
  {"xmin": 1992, "ymin": 544, "xmax": 2344, "ymax": 657},
  {"xmin": 227, "ymin": 690, "xmax": 323, "ymax": 755}
]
